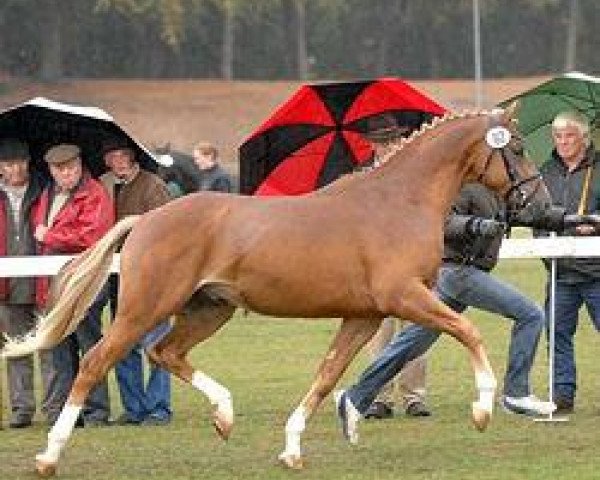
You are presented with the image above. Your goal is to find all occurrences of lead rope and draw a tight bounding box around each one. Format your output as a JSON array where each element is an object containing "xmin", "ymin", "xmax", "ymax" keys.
[{"xmin": 577, "ymin": 165, "xmax": 593, "ymax": 215}]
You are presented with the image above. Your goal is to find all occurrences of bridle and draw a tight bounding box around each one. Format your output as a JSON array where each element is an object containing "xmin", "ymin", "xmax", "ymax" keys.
[{"xmin": 476, "ymin": 130, "xmax": 543, "ymax": 219}]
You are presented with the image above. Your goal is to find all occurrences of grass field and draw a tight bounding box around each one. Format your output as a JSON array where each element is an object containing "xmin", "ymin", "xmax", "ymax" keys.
[{"xmin": 1, "ymin": 259, "xmax": 599, "ymax": 479}]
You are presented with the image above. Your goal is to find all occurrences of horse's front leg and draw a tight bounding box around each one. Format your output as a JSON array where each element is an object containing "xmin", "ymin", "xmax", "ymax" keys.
[
  {"xmin": 278, "ymin": 317, "xmax": 380, "ymax": 470},
  {"xmin": 393, "ymin": 281, "xmax": 497, "ymax": 431}
]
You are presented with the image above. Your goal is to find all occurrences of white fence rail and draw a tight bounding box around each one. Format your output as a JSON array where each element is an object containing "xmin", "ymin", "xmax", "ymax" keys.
[
  {"xmin": 0, "ymin": 255, "xmax": 120, "ymax": 277},
  {"xmin": 0, "ymin": 237, "xmax": 597, "ymax": 277},
  {"xmin": 499, "ymin": 236, "xmax": 600, "ymax": 259}
]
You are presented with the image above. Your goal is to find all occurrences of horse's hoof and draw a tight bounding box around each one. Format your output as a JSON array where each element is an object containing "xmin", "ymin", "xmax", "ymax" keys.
[
  {"xmin": 213, "ymin": 410, "xmax": 233, "ymax": 441},
  {"xmin": 278, "ymin": 453, "xmax": 305, "ymax": 470},
  {"xmin": 35, "ymin": 459, "xmax": 57, "ymax": 478},
  {"xmin": 472, "ymin": 403, "xmax": 491, "ymax": 432}
]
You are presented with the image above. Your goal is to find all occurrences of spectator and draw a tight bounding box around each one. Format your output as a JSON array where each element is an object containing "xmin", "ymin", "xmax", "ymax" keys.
[
  {"xmin": 99, "ymin": 137, "xmax": 173, "ymax": 426},
  {"xmin": 192, "ymin": 141, "xmax": 234, "ymax": 192},
  {"xmin": 536, "ymin": 110, "xmax": 600, "ymax": 415},
  {"xmin": 361, "ymin": 121, "xmax": 430, "ymax": 420},
  {"xmin": 0, "ymin": 138, "xmax": 49, "ymax": 428},
  {"xmin": 31, "ymin": 143, "xmax": 114, "ymax": 427},
  {"xmin": 364, "ymin": 318, "xmax": 430, "ymax": 419},
  {"xmin": 336, "ymin": 184, "xmax": 557, "ymax": 442}
]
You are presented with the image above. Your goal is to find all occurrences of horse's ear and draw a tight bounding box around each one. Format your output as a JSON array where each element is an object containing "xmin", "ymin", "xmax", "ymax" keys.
[{"xmin": 502, "ymin": 100, "xmax": 519, "ymax": 122}]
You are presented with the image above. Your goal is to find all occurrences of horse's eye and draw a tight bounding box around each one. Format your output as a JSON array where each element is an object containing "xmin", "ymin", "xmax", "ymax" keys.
[{"xmin": 510, "ymin": 140, "xmax": 524, "ymax": 156}]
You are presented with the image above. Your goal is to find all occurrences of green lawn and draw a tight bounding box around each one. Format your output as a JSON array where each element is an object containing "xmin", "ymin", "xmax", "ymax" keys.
[{"xmin": 1, "ymin": 259, "xmax": 599, "ymax": 479}]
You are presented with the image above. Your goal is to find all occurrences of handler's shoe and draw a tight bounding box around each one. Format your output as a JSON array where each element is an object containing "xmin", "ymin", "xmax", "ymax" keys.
[
  {"xmin": 334, "ymin": 390, "xmax": 361, "ymax": 445},
  {"xmin": 502, "ymin": 395, "xmax": 556, "ymax": 416},
  {"xmin": 364, "ymin": 401, "xmax": 394, "ymax": 420}
]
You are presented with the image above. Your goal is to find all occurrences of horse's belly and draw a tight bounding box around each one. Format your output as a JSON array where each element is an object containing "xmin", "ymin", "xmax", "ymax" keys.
[{"xmin": 230, "ymin": 265, "xmax": 379, "ymax": 318}]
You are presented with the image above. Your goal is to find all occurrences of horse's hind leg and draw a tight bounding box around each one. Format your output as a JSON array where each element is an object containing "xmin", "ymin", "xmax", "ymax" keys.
[
  {"xmin": 35, "ymin": 316, "xmax": 152, "ymax": 477},
  {"xmin": 147, "ymin": 301, "xmax": 236, "ymax": 439},
  {"xmin": 392, "ymin": 281, "xmax": 496, "ymax": 431},
  {"xmin": 278, "ymin": 317, "xmax": 380, "ymax": 469}
]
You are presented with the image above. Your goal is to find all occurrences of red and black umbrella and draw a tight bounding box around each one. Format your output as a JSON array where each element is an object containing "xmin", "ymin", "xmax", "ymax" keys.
[{"xmin": 239, "ymin": 78, "xmax": 447, "ymax": 196}]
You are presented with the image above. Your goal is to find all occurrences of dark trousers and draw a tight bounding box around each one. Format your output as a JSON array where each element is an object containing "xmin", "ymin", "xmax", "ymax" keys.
[
  {"xmin": 0, "ymin": 304, "xmax": 53, "ymax": 422},
  {"xmin": 42, "ymin": 289, "xmax": 111, "ymax": 424},
  {"xmin": 545, "ymin": 279, "xmax": 600, "ymax": 402}
]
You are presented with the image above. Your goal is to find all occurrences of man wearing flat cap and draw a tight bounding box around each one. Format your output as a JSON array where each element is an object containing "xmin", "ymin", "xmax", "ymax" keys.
[
  {"xmin": 98, "ymin": 137, "xmax": 174, "ymax": 426},
  {"xmin": 31, "ymin": 143, "xmax": 115, "ymax": 427},
  {"xmin": 0, "ymin": 138, "xmax": 52, "ymax": 428}
]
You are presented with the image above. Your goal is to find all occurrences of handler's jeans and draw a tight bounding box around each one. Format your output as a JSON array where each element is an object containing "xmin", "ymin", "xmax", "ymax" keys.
[
  {"xmin": 545, "ymin": 279, "xmax": 600, "ymax": 403},
  {"xmin": 108, "ymin": 275, "xmax": 172, "ymax": 422},
  {"xmin": 346, "ymin": 263, "xmax": 545, "ymax": 414},
  {"xmin": 365, "ymin": 318, "xmax": 427, "ymax": 409}
]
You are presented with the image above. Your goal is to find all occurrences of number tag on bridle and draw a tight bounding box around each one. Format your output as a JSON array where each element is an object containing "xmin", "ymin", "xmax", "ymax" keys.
[{"xmin": 485, "ymin": 126, "xmax": 511, "ymax": 149}]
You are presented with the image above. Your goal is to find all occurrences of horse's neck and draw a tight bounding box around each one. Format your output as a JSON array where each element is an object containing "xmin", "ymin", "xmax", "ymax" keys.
[{"xmin": 365, "ymin": 123, "xmax": 480, "ymax": 213}]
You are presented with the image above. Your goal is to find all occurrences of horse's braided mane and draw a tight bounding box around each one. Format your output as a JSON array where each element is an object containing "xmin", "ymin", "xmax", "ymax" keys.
[{"xmin": 360, "ymin": 108, "xmax": 505, "ymax": 173}]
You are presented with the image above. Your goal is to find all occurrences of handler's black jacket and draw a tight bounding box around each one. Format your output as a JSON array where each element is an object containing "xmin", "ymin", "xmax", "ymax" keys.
[
  {"xmin": 535, "ymin": 145, "xmax": 600, "ymax": 283},
  {"xmin": 443, "ymin": 183, "xmax": 504, "ymax": 272}
]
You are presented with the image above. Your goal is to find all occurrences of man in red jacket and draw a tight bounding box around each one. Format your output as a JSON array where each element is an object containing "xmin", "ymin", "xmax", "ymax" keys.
[{"xmin": 32, "ymin": 143, "xmax": 114, "ymax": 426}]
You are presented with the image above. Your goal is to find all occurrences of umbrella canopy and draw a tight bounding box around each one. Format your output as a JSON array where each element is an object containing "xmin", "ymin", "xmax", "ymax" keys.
[
  {"xmin": 239, "ymin": 78, "xmax": 447, "ymax": 196},
  {"xmin": 499, "ymin": 72, "xmax": 600, "ymax": 164},
  {"xmin": 0, "ymin": 96, "xmax": 168, "ymax": 179}
]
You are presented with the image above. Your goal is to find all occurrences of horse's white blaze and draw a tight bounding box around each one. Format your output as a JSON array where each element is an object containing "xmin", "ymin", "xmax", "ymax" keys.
[{"xmin": 36, "ymin": 404, "xmax": 82, "ymax": 464}]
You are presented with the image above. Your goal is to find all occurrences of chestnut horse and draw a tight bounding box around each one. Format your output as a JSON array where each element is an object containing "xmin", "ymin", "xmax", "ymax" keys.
[{"xmin": 3, "ymin": 106, "xmax": 550, "ymax": 476}]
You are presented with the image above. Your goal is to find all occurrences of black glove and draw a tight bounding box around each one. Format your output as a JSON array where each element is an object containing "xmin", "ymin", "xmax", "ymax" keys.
[
  {"xmin": 537, "ymin": 206, "xmax": 567, "ymax": 232},
  {"xmin": 466, "ymin": 217, "xmax": 506, "ymax": 238}
]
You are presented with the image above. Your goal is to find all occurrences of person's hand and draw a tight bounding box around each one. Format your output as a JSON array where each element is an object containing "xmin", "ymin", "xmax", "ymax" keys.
[
  {"xmin": 34, "ymin": 224, "xmax": 48, "ymax": 242},
  {"xmin": 563, "ymin": 214, "xmax": 600, "ymax": 234},
  {"xmin": 575, "ymin": 224, "xmax": 596, "ymax": 235},
  {"xmin": 466, "ymin": 217, "xmax": 506, "ymax": 238}
]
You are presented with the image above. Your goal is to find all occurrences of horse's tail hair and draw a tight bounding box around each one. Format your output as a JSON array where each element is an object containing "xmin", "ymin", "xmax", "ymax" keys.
[{"xmin": 0, "ymin": 215, "xmax": 140, "ymax": 359}]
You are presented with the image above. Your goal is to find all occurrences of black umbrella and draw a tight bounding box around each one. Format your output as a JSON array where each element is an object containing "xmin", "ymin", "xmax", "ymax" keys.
[{"xmin": 0, "ymin": 97, "xmax": 167, "ymax": 179}]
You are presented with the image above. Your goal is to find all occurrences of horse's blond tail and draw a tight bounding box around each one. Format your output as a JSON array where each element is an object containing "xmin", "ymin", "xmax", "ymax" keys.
[{"xmin": 0, "ymin": 215, "xmax": 140, "ymax": 359}]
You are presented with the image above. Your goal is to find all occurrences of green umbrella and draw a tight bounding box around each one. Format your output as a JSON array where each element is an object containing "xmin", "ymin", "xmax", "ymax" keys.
[{"xmin": 499, "ymin": 72, "xmax": 600, "ymax": 164}]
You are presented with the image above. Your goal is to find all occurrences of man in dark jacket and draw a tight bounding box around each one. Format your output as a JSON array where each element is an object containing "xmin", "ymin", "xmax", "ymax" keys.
[
  {"xmin": 535, "ymin": 110, "xmax": 600, "ymax": 415},
  {"xmin": 192, "ymin": 141, "xmax": 234, "ymax": 193},
  {"xmin": 0, "ymin": 138, "xmax": 49, "ymax": 428},
  {"xmin": 335, "ymin": 183, "xmax": 556, "ymax": 443}
]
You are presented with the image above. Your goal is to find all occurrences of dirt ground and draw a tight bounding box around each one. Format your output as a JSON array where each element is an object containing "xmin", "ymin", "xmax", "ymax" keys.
[{"xmin": 0, "ymin": 77, "xmax": 548, "ymax": 174}]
